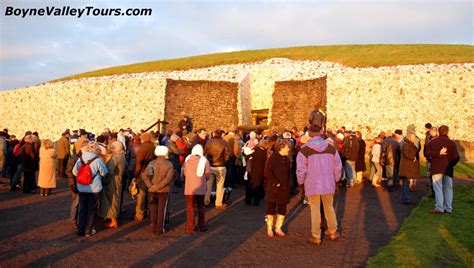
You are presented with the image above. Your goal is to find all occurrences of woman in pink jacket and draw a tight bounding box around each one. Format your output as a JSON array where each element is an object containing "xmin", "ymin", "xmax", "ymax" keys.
[{"xmin": 183, "ymin": 144, "xmax": 211, "ymax": 233}]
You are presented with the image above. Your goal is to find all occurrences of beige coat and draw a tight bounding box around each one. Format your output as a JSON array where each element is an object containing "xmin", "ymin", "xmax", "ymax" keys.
[{"xmin": 38, "ymin": 147, "xmax": 57, "ymax": 188}]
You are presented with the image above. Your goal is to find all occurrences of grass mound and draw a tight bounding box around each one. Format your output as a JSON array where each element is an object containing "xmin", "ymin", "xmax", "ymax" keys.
[{"xmin": 52, "ymin": 44, "xmax": 474, "ymax": 82}]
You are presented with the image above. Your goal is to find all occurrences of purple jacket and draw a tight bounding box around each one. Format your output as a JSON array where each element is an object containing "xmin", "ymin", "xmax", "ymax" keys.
[{"xmin": 296, "ymin": 137, "xmax": 342, "ymax": 195}]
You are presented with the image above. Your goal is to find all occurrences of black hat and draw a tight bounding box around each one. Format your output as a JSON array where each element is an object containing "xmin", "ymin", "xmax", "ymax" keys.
[{"xmin": 394, "ymin": 129, "xmax": 403, "ymax": 135}]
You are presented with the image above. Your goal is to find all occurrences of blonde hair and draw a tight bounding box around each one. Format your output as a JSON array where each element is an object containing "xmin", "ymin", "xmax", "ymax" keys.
[{"xmin": 43, "ymin": 139, "xmax": 53, "ymax": 149}]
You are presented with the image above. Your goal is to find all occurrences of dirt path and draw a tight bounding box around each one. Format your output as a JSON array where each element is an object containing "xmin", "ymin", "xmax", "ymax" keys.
[{"xmin": 0, "ymin": 177, "xmax": 457, "ymax": 267}]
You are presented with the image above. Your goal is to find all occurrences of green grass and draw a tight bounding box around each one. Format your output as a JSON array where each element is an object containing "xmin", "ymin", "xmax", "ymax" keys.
[
  {"xmin": 52, "ymin": 44, "xmax": 474, "ymax": 82},
  {"xmin": 367, "ymin": 184, "xmax": 474, "ymax": 267},
  {"xmin": 365, "ymin": 162, "xmax": 474, "ymax": 179}
]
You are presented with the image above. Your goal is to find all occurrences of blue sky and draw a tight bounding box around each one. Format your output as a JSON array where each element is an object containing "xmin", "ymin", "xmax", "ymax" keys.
[{"xmin": 0, "ymin": 0, "xmax": 472, "ymax": 90}]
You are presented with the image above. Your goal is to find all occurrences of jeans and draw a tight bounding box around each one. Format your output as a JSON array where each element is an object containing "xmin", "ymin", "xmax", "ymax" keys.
[
  {"xmin": 369, "ymin": 162, "xmax": 382, "ymax": 186},
  {"xmin": 11, "ymin": 163, "xmax": 23, "ymax": 187},
  {"xmin": 77, "ymin": 192, "xmax": 100, "ymax": 236},
  {"xmin": 23, "ymin": 170, "xmax": 36, "ymax": 193},
  {"xmin": 432, "ymin": 174, "xmax": 453, "ymax": 212},
  {"xmin": 205, "ymin": 167, "xmax": 226, "ymax": 206},
  {"xmin": 385, "ymin": 164, "xmax": 395, "ymax": 187},
  {"xmin": 344, "ymin": 161, "xmax": 356, "ymax": 185},
  {"xmin": 401, "ymin": 177, "xmax": 410, "ymax": 202},
  {"xmin": 307, "ymin": 194, "xmax": 337, "ymax": 238}
]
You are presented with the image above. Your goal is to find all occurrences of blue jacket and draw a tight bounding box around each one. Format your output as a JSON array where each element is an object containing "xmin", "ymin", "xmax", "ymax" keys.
[{"xmin": 72, "ymin": 152, "xmax": 108, "ymax": 193}]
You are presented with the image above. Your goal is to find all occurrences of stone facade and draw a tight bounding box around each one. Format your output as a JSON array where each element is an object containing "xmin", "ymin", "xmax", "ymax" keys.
[
  {"xmin": 164, "ymin": 79, "xmax": 239, "ymax": 132},
  {"xmin": 1, "ymin": 59, "xmax": 473, "ymax": 145},
  {"xmin": 0, "ymin": 78, "xmax": 167, "ymax": 140},
  {"xmin": 270, "ymin": 77, "xmax": 327, "ymax": 130}
]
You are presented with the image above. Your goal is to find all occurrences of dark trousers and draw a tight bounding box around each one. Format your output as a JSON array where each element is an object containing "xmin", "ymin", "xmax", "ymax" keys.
[
  {"xmin": 266, "ymin": 201, "xmax": 287, "ymax": 215},
  {"xmin": 185, "ymin": 195, "xmax": 205, "ymax": 232},
  {"xmin": 77, "ymin": 192, "xmax": 100, "ymax": 236},
  {"xmin": 224, "ymin": 156, "xmax": 237, "ymax": 188},
  {"xmin": 23, "ymin": 170, "xmax": 36, "ymax": 193},
  {"xmin": 149, "ymin": 192, "xmax": 169, "ymax": 235},
  {"xmin": 245, "ymin": 182, "xmax": 263, "ymax": 206},
  {"xmin": 57, "ymin": 156, "xmax": 68, "ymax": 178}
]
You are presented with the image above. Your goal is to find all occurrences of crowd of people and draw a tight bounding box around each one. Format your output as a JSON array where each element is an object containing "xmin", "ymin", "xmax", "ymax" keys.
[{"xmin": 0, "ymin": 106, "xmax": 461, "ymax": 244}]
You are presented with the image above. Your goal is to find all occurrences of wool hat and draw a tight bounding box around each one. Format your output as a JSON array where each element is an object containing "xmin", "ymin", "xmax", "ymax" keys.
[
  {"xmin": 155, "ymin": 146, "xmax": 169, "ymax": 158},
  {"xmin": 394, "ymin": 129, "xmax": 403, "ymax": 135},
  {"xmin": 336, "ymin": 133, "xmax": 344, "ymax": 140}
]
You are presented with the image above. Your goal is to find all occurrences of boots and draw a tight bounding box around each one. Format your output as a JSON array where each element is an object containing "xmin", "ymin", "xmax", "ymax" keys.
[
  {"xmin": 275, "ymin": 214, "xmax": 286, "ymax": 237},
  {"xmin": 266, "ymin": 215, "xmax": 274, "ymax": 237}
]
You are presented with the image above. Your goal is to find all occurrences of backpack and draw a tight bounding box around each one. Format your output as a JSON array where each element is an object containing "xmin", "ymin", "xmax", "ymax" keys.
[
  {"xmin": 77, "ymin": 156, "xmax": 98, "ymax": 185},
  {"xmin": 13, "ymin": 144, "xmax": 22, "ymax": 156}
]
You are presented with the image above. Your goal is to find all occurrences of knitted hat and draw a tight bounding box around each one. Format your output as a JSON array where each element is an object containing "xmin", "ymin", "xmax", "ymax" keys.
[{"xmin": 155, "ymin": 146, "xmax": 169, "ymax": 158}]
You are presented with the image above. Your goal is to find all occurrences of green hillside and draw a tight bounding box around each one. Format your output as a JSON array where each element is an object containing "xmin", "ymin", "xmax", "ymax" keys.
[{"xmin": 53, "ymin": 44, "xmax": 474, "ymax": 82}]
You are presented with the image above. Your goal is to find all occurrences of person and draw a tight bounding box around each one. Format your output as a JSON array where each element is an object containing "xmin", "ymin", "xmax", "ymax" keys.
[
  {"xmin": 56, "ymin": 131, "xmax": 70, "ymax": 179},
  {"xmin": 0, "ymin": 131, "xmax": 7, "ymax": 177},
  {"xmin": 355, "ymin": 131, "xmax": 366, "ymax": 185},
  {"xmin": 167, "ymin": 133, "xmax": 184, "ymax": 188},
  {"xmin": 72, "ymin": 141, "xmax": 108, "ymax": 237},
  {"xmin": 178, "ymin": 114, "xmax": 193, "ymax": 134},
  {"xmin": 342, "ymin": 131, "xmax": 359, "ymax": 187},
  {"xmin": 127, "ymin": 134, "xmax": 141, "ymax": 187},
  {"xmin": 308, "ymin": 102, "xmax": 326, "ymax": 131},
  {"xmin": 423, "ymin": 123, "xmax": 433, "ymax": 179},
  {"xmin": 161, "ymin": 130, "xmax": 173, "ymax": 145},
  {"xmin": 204, "ymin": 130, "xmax": 231, "ymax": 208},
  {"xmin": 382, "ymin": 131, "xmax": 400, "ymax": 191},
  {"xmin": 245, "ymin": 140, "xmax": 267, "ymax": 206},
  {"xmin": 21, "ymin": 135, "xmax": 37, "ymax": 194},
  {"xmin": 142, "ymin": 146, "xmax": 174, "ymax": 235},
  {"xmin": 264, "ymin": 140, "xmax": 292, "ymax": 238},
  {"xmin": 369, "ymin": 137, "xmax": 383, "ymax": 187},
  {"xmin": 134, "ymin": 132, "xmax": 156, "ymax": 221},
  {"xmin": 74, "ymin": 129, "xmax": 88, "ymax": 154},
  {"xmin": 100, "ymin": 141, "xmax": 126, "ymax": 228},
  {"xmin": 424, "ymin": 127, "xmax": 438, "ymax": 197},
  {"xmin": 406, "ymin": 124, "xmax": 421, "ymax": 191},
  {"xmin": 223, "ymin": 131, "xmax": 239, "ymax": 189},
  {"xmin": 38, "ymin": 139, "xmax": 57, "ymax": 196},
  {"xmin": 425, "ymin": 125, "xmax": 460, "ymax": 214},
  {"xmin": 191, "ymin": 128, "xmax": 208, "ymax": 148},
  {"xmin": 66, "ymin": 142, "xmax": 83, "ymax": 230},
  {"xmin": 296, "ymin": 125, "xmax": 342, "ymax": 245},
  {"xmin": 183, "ymin": 144, "xmax": 211, "ymax": 233},
  {"xmin": 398, "ymin": 132, "xmax": 420, "ymax": 204}
]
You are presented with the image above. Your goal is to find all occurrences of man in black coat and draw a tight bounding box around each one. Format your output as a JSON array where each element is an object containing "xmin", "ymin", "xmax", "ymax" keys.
[{"xmin": 425, "ymin": 125, "xmax": 460, "ymax": 214}]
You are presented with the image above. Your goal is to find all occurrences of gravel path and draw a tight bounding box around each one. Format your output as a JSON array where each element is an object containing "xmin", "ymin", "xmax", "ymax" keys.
[{"xmin": 0, "ymin": 177, "xmax": 441, "ymax": 267}]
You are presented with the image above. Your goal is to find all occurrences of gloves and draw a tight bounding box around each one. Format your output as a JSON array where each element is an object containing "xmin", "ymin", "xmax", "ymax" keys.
[{"xmin": 298, "ymin": 184, "xmax": 305, "ymax": 199}]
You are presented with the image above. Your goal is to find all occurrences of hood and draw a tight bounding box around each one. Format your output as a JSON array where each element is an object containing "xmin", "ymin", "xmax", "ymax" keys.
[
  {"xmin": 81, "ymin": 151, "xmax": 99, "ymax": 162},
  {"xmin": 305, "ymin": 137, "xmax": 329, "ymax": 152}
]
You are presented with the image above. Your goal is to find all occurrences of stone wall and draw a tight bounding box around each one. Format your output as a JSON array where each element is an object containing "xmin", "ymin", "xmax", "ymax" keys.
[
  {"xmin": 1, "ymin": 59, "xmax": 472, "ymax": 145},
  {"xmin": 270, "ymin": 76, "xmax": 327, "ymax": 130},
  {"xmin": 0, "ymin": 78, "xmax": 167, "ymax": 140},
  {"xmin": 163, "ymin": 79, "xmax": 239, "ymax": 132},
  {"xmin": 326, "ymin": 66, "xmax": 473, "ymax": 141}
]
